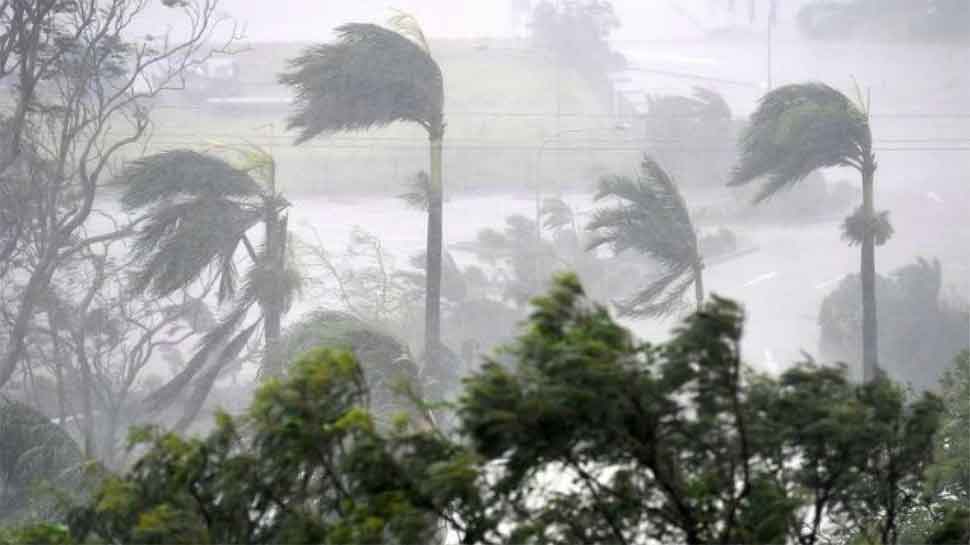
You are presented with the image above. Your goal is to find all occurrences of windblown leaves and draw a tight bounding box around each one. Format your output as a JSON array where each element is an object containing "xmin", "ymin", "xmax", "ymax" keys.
[
  {"xmin": 841, "ymin": 206, "xmax": 894, "ymax": 246},
  {"xmin": 118, "ymin": 151, "xmax": 265, "ymax": 301},
  {"xmin": 129, "ymin": 199, "xmax": 261, "ymax": 300},
  {"xmin": 279, "ymin": 23, "xmax": 444, "ymax": 143},
  {"xmin": 0, "ymin": 399, "xmax": 83, "ymax": 521},
  {"xmin": 587, "ymin": 155, "xmax": 702, "ymax": 316},
  {"xmin": 731, "ymin": 83, "xmax": 872, "ymax": 202},
  {"xmin": 119, "ymin": 150, "xmax": 261, "ymax": 211},
  {"xmin": 397, "ymin": 171, "xmax": 431, "ymax": 212},
  {"xmin": 540, "ymin": 197, "xmax": 575, "ymax": 232}
]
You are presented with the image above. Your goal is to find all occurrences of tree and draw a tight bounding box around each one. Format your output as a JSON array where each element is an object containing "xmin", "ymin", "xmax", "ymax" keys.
[
  {"xmin": 0, "ymin": 399, "xmax": 83, "ymax": 523},
  {"xmin": 730, "ymin": 82, "xmax": 888, "ymax": 382},
  {"xmin": 529, "ymin": 0, "xmax": 625, "ymax": 103},
  {"xmin": 70, "ymin": 349, "xmax": 455, "ymax": 544},
  {"xmin": 118, "ymin": 148, "xmax": 300, "ymax": 430},
  {"xmin": 53, "ymin": 274, "xmax": 945, "ymax": 545},
  {"xmin": 279, "ymin": 13, "xmax": 446, "ymax": 373},
  {"xmin": 891, "ymin": 351, "xmax": 970, "ymax": 544},
  {"xmin": 818, "ymin": 258, "xmax": 969, "ymax": 389},
  {"xmin": 796, "ymin": 0, "xmax": 969, "ymax": 42},
  {"xmin": 588, "ymin": 155, "xmax": 705, "ymax": 317},
  {"xmin": 266, "ymin": 310, "xmax": 429, "ymax": 431},
  {"xmin": 0, "ymin": 0, "xmax": 238, "ymax": 391},
  {"xmin": 28, "ymin": 240, "xmax": 217, "ymax": 464},
  {"xmin": 642, "ymin": 87, "xmax": 739, "ymax": 189}
]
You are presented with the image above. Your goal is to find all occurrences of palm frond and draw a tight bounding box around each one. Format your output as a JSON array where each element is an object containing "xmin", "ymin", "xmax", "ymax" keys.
[
  {"xmin": 541, "ymin": 197, "xmax": 575, "ymax": 231},
  {"xmin": 731, "ymin": 82, "xmax": 871, "ymax": 201},
  {"xmin": 614, "ymin": 264, "xmax": 695, "ymax": 318},
  {"xmin": 841, "ymin": 207, "xmax": 893, "ymax": 247},
  {"xmin": 205, "ymin": 140, "xmax": 278, "ymax": 188},
  {"xmin": 119, "ymin": 150, "xmax": 262, "ymax": 211},
  {"xmin": 216, "ymin": 244, "xmax": 241, "ymax": 302},
  {"xmin": 142, "ymin": 302, "xmax": 254, "ymax": 413},
  {"xmin": 242, "ymin": 255, "xmax": 303, "ymax": 315},
  {"xmin": 588, "ymin": 157, "xmax": 699, "ymax": 269},
  {"xmin": 588, "ymin": 156, "xmax": 702, "ymax": 317},
  {"xmin": 173, "ymin": 320, "xmax": 261, "ymax": 431},
  {"xmin": 398, "ymin": 170, "xmax": 431, "ymax": 211},
  {"xmin": 130, "ymin": 198, "xmax": 261, "ymax": 299},
  {"xmin": 386, "ymin": 9, "xmax": 430, "ymax": 53},
  {"xmin": 279, "ymin": 22, "xmax": 444, "ymax": 143}
]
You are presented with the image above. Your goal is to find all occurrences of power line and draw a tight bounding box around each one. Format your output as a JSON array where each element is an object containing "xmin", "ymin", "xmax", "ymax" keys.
[
  {"xmin": 140, "ymin": 139, "xmax": 970, "ymax": 153},
  {"xmin": 143, "ymin": 131, "xmax": 970, "ymax": 146},
  {"xmin": 149, "ymin": 103, "xmax": 970, "ymax": 120}
]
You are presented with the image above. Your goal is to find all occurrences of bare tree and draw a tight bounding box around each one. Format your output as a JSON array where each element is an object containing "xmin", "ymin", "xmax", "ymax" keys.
[
  {"xmin": 16, "ymin": 235, "xmax": 217, "ymax": 464},
  {"xmin": 0, "ymin": 0, "xmax": 241, "ymax": 390}
]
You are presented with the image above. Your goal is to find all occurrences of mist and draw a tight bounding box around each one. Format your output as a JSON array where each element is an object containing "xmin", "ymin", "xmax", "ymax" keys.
[{"xmin": 1, "ymin": 0, "xmax": 967, "ymax": 541}]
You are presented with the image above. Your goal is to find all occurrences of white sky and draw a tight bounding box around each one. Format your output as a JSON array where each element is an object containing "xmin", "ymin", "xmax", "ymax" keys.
[{"xmin": 165, "ymin": 0, "xmax": 809, "ymax": 43}]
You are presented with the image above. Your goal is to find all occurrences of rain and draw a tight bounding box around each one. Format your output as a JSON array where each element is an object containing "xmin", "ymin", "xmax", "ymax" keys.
[{"xmin": 0, "ymin": 1, "xmax": 967, "ymax": 542}]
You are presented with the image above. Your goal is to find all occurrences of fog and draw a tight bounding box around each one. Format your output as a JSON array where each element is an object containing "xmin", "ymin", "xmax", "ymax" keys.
[{"xmin": 1, "ymin": 0, "xmax": 968, "ymax": 538}]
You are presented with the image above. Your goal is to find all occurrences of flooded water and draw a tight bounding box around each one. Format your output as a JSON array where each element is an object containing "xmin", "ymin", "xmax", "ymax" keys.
[{"xmin": 281, "ymin": 180, "xmax": 969, "ymax": 376}]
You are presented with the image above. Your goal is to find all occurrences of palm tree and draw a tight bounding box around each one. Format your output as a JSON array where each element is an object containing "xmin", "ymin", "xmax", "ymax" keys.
[
  {"xmin": 730, "ymin": 82, "xmax": 888, "ymax": 382},
  {"xmin": 587, "ymin": 155, "xmax": 704, "ymax": 317},
  {"xmin": 119, "ymin": 147, "xmax": 300, "ymax": 429},
  {"xmin": 279, "ymin": 13, "xmax": 446, "ymax": 371}
]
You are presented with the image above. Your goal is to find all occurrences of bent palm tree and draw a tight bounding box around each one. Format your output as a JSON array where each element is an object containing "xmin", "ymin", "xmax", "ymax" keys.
[
  {"xmin": 119, "ymin": 148, "xmax": 300, "ymax": 429},
  {"xmin": 587, "ymin": 155, "xmax": 704, "ymax": 317},
  {"xmin": 280, "ymin": 13, "xmax": 446, "ymax": 371},
  {"xmin": 730, "ymin": 82, "xmax": 887, "ymax": 382}
]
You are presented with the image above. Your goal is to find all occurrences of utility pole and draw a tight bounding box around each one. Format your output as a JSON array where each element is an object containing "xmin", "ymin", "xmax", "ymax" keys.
[{"xmin": 766, "ymin": 19, "xmax": 773, "ymax": 90}]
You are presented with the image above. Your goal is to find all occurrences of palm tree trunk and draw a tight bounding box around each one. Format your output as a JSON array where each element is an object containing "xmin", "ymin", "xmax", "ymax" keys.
[
  {"xmin": 693, "ymin": 263, "xmax": 705, "ymax": 311},
  {"xmin": 261, "ymin": 209, "xmax": 284, "ymax": 377},
  {"xmin": 860, "ymin": 160, "xmax": 879, "ymax": 382},
  {"xmin": 425, "ymin": 134, "xmax": 444, "ymax": 371}
]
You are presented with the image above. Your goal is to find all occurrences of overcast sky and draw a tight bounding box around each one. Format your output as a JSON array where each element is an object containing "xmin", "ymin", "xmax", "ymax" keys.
[{"xmin": 198, "ymin": 0, "xmax": 807, "ymax": 43}]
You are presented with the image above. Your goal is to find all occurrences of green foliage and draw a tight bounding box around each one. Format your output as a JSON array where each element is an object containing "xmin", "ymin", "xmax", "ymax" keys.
[
  {"xmin": 841, "ymin": 206, "xmax": 894, "ymax": 247},
  {"xmin": 933, "ymin": 350, "xmax": 970, "ymax": 503},
  {"xmin": 121, "ymin": 147, "xmax": 300, "ymax": 422},
  {"xmin": 279, "ymin": 22, "xmax": 444, "ymax": 143},
  {"xmin": 119, "ymin": 150, "xmax": 265, "ymax": 301},
  {"xmin": 0, "ymin": 400, "xmax": 83, "ymax": 523},
  {"xmin": 819, "ymin": 258, "xmax": 969, "ymax": 390},
  {"xmin": 925, "ymin": 506, "xmax": 970, "ymax": 544},
  {"xmin": 459, "ymin": 273, "xmax": 943, "ymax": 543},
  {"xmin": 0, "ymin": 523, "xmax": 72, "ymax": 545},
  {"xmin": 587, "ymin": 155, "xmax": 703, "ymax": 316},
  {"xmin": 119, "ymin": 150, "xmax": 262, "ymax": 211},
  {"xmin": 42, "ymin": 275, "xmax": 951, "ymax": 545},
  {"xmin": 267, "ymin": 311, "xmax": 427, "ymax": 428},
  {"xmin": 731, "ymin": 82, "xmax": 872, "ymax": 202},
  {"xmin": 70, "ymin": 348, "xmax": 461, "ymax": 544}
]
